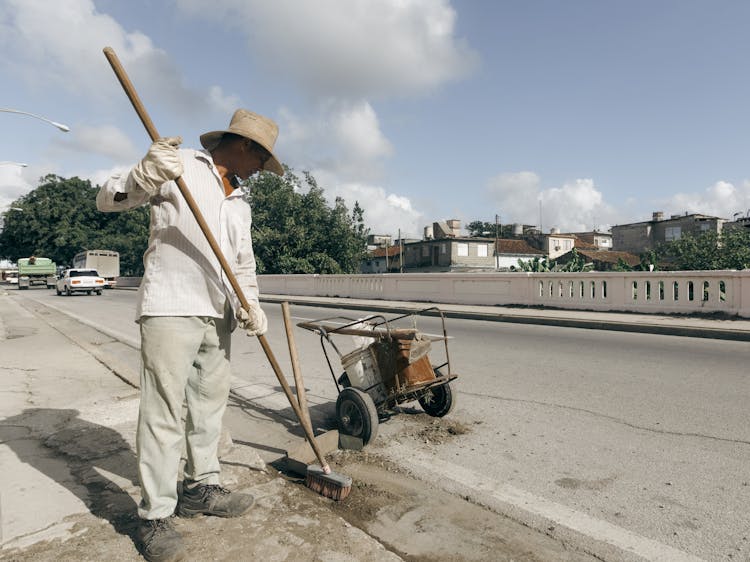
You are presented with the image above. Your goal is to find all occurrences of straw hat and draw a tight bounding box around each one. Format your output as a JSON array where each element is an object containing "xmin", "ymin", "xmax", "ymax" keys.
[{"xmin": 200, "ymin": 109, "xmax": 283, "ymax": 176}]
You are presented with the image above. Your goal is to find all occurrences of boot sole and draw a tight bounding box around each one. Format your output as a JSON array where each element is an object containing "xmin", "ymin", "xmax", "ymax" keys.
[
  {"xmin": 142, "ymin": 551, "xmax": 186, "ymax": 562},
  {"xmin": 176, "ymin": 506, "xmax": 249, "ymax": 518}
]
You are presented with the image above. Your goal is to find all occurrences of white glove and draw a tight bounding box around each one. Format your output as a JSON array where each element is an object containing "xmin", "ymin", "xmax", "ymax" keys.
[
  {"xmin": 237, "ymin": 302, "xmax": 268, "ymax": 336},
  {"xmin": 130, "ymin": 136, "xmax": 183, "ymax": 195}
]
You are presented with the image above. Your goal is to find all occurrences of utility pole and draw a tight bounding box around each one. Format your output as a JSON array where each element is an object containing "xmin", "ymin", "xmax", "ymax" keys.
[
  {"xmin": 495, "ymin": 214, "xmax": 500, "ymax": 270},
  {"xmin": 384, "ymin": 238, "xmax": 389, "ymax": 272},
  {"xmin": 398, "ymin": 228, "xmax": 404, "ymax": 273}
]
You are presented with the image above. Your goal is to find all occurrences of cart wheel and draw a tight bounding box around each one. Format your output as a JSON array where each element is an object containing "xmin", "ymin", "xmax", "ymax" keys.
[
  {"xmin": 336, "ymin": 388, "xmax": 379, "ymax": 445},
  {"xmin": 419, "ymin": 370, "xmax": 456, "ymax": 417}
]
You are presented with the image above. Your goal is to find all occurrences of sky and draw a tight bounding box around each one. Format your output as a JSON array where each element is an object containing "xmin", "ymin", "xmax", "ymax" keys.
[{"xmin": 2, "ymin": 0, "xmax": 750, "ymax": 239}]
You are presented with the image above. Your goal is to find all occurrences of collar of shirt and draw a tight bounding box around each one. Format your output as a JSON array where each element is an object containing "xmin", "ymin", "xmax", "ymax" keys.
[{"xmin": 193, "ymin": 149, "xmax": 245, "ymax": 200}]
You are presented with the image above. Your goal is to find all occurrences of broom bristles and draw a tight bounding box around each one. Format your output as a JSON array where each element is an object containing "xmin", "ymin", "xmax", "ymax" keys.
[{"xmin": 305, "ymin": 464, "xmax": 353, "ymax": 501}]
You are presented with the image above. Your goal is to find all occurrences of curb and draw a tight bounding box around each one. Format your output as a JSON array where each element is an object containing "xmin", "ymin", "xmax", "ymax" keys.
[{"xmin": 112, "ymin": 288, "xmax": 750, "ymax": 342}]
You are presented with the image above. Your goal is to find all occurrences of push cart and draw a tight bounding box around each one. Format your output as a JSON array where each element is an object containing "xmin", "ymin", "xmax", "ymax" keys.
[{"xmin": 297, "ymin": 307, "xmax": 458, "ymax": 446}]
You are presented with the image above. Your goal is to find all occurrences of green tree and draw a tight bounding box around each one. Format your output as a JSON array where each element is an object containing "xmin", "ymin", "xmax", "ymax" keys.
[
  {"xmin": 718, "ymin": 228, "xmax": 750, "ymax": 269},
  {"xmin": 659, "ymin": 228, "xmax": 750, "ymax": 270},
  {"xmin": 0, "ymin": 175, "xmax": 149, "ymax": 275},
  {"xmin": 517, "ymin": 256, "xmax": 552, "ymax": 272},
  {"xmin": 1, "ymin": 170, "xmax": 370, "ymax": 277},
  {"xmin": 92, "ymin": 207, "xmax": 151, "ymax": 275},
  {"xmin": 466, "ymin": 220, "xmax": 518, "ymax": 238},
  {"xmin": 638, "ymin": 249, "xmax": 659, "ymax": 271},
  {"xmin": 556, "ymin": 248, "xmax": 593, "ymax": 272},
  {"xmin": 613, "ymin": 257, "xmax": 634, "ymax": 272},
  {"xmin": 246, "ymin": 168, "xmax": 369, "ymax": 274}
]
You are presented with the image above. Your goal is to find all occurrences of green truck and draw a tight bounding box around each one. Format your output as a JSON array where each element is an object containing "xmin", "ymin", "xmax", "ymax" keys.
[{"xmin": 17, "ymin": 257, "xmax": 57, "ymax": 289}]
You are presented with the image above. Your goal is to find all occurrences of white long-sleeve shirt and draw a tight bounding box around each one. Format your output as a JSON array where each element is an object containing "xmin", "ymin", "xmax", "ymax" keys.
[{"xmin": 97, "ymin": 148, "xmax": 259, "ymax": 321}]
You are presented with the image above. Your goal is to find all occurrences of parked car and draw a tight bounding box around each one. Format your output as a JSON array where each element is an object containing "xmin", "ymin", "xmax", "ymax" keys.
[
  {"xmin": 5, "ymin": 270, "xmax": 18, "ymax": 284},
  {"xmin": 56, "ymin": 269, "xmax": 106, "ymax": 296}
]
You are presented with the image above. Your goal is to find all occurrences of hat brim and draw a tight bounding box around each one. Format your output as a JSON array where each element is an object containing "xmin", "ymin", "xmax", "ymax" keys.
[{"xmin": 200, "ymin": 130, "xmax": 284, "ymax": 176}]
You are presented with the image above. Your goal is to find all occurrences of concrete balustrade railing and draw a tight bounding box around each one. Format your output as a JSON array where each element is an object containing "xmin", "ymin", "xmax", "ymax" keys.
[{"xmin": 258, "ymin": 271, "xmax": 750, "ymax": 318}]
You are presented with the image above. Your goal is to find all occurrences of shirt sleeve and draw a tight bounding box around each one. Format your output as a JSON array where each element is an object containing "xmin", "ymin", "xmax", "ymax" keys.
[
  {"xmin": 96, "ymin": 168, "xmax": 151, "ymax": 212},
  {"xmin": 235, "ymin": 207, "xmax": 260, "ymax": 303}
]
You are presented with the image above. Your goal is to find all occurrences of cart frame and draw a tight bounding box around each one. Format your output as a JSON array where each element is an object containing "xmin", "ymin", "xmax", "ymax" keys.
[{"xmin": 297, "ymin": 306, "xmax": 458, "ymax": 416}]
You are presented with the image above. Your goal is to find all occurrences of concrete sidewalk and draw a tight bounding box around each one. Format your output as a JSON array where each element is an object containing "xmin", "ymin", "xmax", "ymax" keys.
[{"xmin": 0, "ymin": 292, "xmax": 400, "ymax": 561}]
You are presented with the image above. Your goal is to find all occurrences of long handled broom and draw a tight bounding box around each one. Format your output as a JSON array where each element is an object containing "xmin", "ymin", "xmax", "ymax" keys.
[
  {"xmin": 280, "ymin": 302, "xmax": 343, "ymax": 487},
  {"xmin": 102, "ymin": 46, "xmax": 351, "ymax": 501}
]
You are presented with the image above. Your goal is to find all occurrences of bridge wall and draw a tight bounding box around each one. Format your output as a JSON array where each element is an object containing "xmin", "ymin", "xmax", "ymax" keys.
[{"xmin": 257, "ymin": 271, "xmax": 750, "ymax": 318}]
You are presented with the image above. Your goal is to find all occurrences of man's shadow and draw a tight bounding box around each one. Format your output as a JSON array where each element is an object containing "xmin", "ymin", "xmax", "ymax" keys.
[{"xmin": 0, "ymin": 408, "xmax": 141, "ymax": 540}]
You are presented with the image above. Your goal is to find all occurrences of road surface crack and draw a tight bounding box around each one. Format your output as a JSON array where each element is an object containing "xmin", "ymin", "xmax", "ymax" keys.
[{"xmin": 464, "ymin": 391, "xmax": 750, "ymax": 446}]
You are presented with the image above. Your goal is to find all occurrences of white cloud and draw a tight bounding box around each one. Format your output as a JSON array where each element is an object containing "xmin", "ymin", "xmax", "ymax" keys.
[
  {"xmin": 330, "ymin": 102, "xmax": 393, "ymax": 164},
  {"xmin": 312, "ymin": 171, "xmax": 423, "ymax": 237},
  {"xmin": 278, "ymin": 99, "xmax": 392, "ymax": 182},
  {"xmin": 0, "ymin": 0, "xmax": 470, "ymax": 240},
  {"xmin": 168, "ymin": 0, "xmax": 476, "ymax": 237},
  {"xmin": 175, "ymin": 0, "xmax": 478, "ymax": 99},
  {"xmin": 486, "ymin": 171, "xmax": 542, "ymax": 222},
  {"xmin": 487, "ymin": 173, "xmax": 750, "ymax": 232},
  {"xmin": 276, "ymin": 100, "xmax": 419, "ymax": 236},
  {"xmin": 659, "ymin": 180, "xmax": 750, "ymax": 220},
  {"xmin": 0, "ymin": 164, "xmax": 33, "ymax": 210},
  {"xmin": 207, "ymin": 86, "xmax": 241, "ymax": 115},
  {"xmin": 52, "ymin": 125, "xmax": 140, "ymax": 162},
  {"xmin": 487, "ymin": 172, "xmax": 622, "ymax": 232},
  {"xmin": 84, "ymin": 165, "xmax": 132, "ymax": 190},
  {"xmin": 0, "ymin": 0, "xmax": 237, "ymax": 114},
  {"xmin": 541, "ymin": 178, "xmax": 620, "ymax": 232}
]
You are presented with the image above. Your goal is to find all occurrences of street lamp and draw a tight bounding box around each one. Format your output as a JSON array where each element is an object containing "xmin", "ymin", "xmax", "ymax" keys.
[
  {"xmin": 0, "ymin": 108, "xmax": 70, "ymax": 132},
  {"xmin": 0, "ymin": 161, "xmax": 28, "ymax": 167}
]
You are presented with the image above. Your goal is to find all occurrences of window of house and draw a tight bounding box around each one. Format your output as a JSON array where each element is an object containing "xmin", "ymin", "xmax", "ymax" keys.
[
  {"xmin": 477, "ymin": 244, "xmax": 488, "ymax": 257},
  {"xmin": 665, "ymin": 226, "xmax": 682, "ymax": 241},
  {"xmin": 457, "ymin": 243, "xmax": 469, "ymax": 257},
  {"xmin": 440, "ymin": 243, "xmax": 447, "ymax": 254},
  {"xmin": 422, "ymin": 245, "xmax": 429, "ymax": 257},
  {"xmin": 563, "ymin": 239, "xmax": 572, "ymax": 250}
]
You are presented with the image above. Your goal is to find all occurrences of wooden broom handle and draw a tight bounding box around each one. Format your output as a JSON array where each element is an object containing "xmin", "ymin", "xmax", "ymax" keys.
[
  {"xmin": 281, "ymin": 302, "xmax": 313, "ymax": 430},
  {"xmin": 102, "ymin": 46, "xmax": 330, "ymax": 470}
]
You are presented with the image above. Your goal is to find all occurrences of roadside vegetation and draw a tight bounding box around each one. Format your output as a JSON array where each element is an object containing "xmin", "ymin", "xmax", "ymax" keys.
[
  {"xmin": 0, "ymin": 175, "xmax": 149, "ymax": 275},
  {"xmin": 246, "ymin": 167, "xmax": 368, "ymax": 274},
  {"xmin": 0, "ymin": 170, "xmax": 369, "ymax": 276},
  {"xmin": 656, "ymin": 228, "xmax": 750, "ymax": 270}
]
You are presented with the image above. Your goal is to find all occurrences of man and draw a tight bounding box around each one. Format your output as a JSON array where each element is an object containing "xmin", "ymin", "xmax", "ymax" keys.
[{"xmin": 97, "ymin": 109, "xmax": 283, "ymax": 562}]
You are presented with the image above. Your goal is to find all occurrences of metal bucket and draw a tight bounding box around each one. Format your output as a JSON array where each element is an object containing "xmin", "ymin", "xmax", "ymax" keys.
[{"xmin": 340, "ymin": 346, "xmax": 388, "ymax": 405}]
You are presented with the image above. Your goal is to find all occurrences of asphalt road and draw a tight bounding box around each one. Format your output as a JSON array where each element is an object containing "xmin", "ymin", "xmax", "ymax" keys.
[{"xmin": 14, "ymin": 288, "xmax": 750, "ymax": 561}]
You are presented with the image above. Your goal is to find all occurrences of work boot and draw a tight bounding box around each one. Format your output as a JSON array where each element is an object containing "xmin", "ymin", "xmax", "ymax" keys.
[
  {"xmin": 177, "ymin": 484, "xmax": 254, "ymax": 518},
  {"xmin": 136, "ymin": 517, "xmax": 185, "ymax": 562}
]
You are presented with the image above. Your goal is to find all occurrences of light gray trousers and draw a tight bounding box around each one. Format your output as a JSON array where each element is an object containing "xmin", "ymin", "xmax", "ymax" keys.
[{"xmin": 136, "ymin": 309, "xmax": 232, "ymax": 520}]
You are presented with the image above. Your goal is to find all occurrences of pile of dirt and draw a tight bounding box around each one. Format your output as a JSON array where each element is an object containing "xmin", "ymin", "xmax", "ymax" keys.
[{"xmin": 395, "ymin": 413, "xmax": 471, "ymax": 445}]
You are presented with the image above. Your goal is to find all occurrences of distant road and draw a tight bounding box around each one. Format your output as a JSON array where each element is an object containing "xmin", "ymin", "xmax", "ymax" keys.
[{"xmin": 14, "ymin": 288, "xmax": 749, "ymax": 561}]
